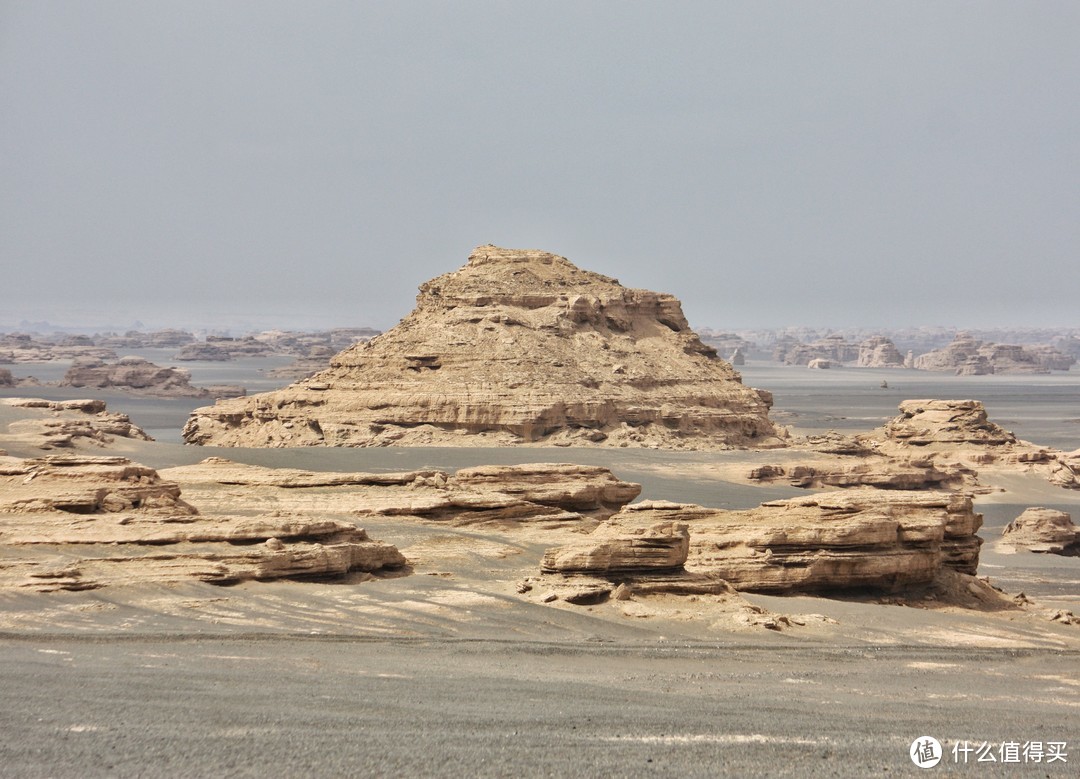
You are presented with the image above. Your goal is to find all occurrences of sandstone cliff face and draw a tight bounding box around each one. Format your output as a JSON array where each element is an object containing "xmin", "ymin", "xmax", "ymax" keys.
[{"xmin": 183, "ymin": 245, "xmax": 783, "ymax": 449}]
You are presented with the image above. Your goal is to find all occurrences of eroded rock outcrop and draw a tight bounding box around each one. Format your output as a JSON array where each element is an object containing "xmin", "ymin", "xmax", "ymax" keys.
[
  {"xmin": 544, "ymin": 488, "xmax": 984, "ymax": 592},
  {"xmin": 775, "ymin": 335, "xmax": 858, "ymax": 366},
  {"xmin": 539, "ymin": 488, "xmax": 983, "ymax": 595},
  {"xmin": 750, "ymin": 399, "xmax": 1079, "ymax": 492},
  {"xmin": 999, "ymin": 508, "xmax": 1080, "ymax": 556},
  {"xmin": 61, "ymin": 356, "xmax": 209, "ymax": 397},
  {"xmin": 541, "ymin": 521, "xmax": 689, "ymax": 575},
  {"xmin": 856, "ymin": 336, "xmax": 906, "ymax": 368},
  {"xmin": 161, "ymin": 458, "xmax": 642, "ymax": 527},
  {"xmin": 1, "ymin": 397, "xmax": 152, "ymax": 450},
  {"xmin": 0, "ymin": 454, "xmax": 406, "ymax": 591},
  {"xmin": 883, "ymin": 399, "xmax": 1017, "ymax": 446},
  {"xmin": 914, "ymin": 334, "xmax": 1074, "ymax": 374},
  {"xmin": 182, "ymin": 245, "xmax": 784, "ymax": 450}
]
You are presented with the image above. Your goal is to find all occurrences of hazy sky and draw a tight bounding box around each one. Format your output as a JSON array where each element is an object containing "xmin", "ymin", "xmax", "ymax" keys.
[{"xmin": 2, "ymin": 2, "xmax": 1078, "ymax": 332}]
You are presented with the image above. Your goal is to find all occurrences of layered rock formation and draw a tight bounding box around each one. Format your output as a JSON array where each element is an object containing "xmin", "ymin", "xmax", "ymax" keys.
[
  {"xmin": 775, "ymin": 335, "xmax": 858, "ymax": 366},
  {"xmin": 748, "ymin": 399, "xmax": 1080, "ymax": 492},
  {"xmin": 856, "ymin": 336, "xmax": 906, "ymax": 368},
  {"xmin": 1, "ymin": 398, "xmax": 152, "ymax": 450},
  {"xmin": 883, "ymin": 399, "xmax": 1017, "ymax": 446},
  {"xmin": 914, "ymin": 334, "xmax": 1075, "ymax": 374},
  {"xmin": 162, "ymin": 459, "xmax": 641, "ymax": 527},
  {"xmin": 61, "ymin": 356, "xmax": 209, "ymax": 397},
  {"xmin": 174, "ymin": 336, "xmax": 273, "ymax": 361},
  {"xmin": 539, "ymin": 488, "xmax": 983, "ymax": 595},
  {"xmin": 999, "ymin": 509, "xmax": 1080, "ymax": 556},
  {"xmin": 0, "ymin": 454, "xmax": 406, "ymax": 591},
  {"xmin": 0, "ymin": 333, "xmax": 117, "ymax": 364},
  {"xmin": 183, "ymin": 245, "xmax": 783, "ymax": 449}
]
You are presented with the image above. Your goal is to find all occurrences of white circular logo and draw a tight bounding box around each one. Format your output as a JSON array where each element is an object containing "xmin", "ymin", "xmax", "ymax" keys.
[{"xmin": 910, "ymin": 736, "xmax": 943, "ymax": 768}]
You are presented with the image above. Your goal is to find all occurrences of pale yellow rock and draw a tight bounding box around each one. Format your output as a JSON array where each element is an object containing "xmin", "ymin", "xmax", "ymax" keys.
[{"xmin": 183, "ymin": 245, "xmax": 784, "ymax": 450}]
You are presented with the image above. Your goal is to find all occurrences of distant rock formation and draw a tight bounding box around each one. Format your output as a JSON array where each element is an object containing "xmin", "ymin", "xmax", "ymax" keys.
[
  {"xmin": 1000, "ymin": 509, "xmax": 1080, "ymax": 556},
  {"xmin": 183, "ymin": 245, "xmax": 784, "ymax": 449},
  {"xmin": 61, "ymin": 356, "xmax": 209, "ymax": 397},
  {"xmin": 0, "ymin": 333, "xmax": 116, "ymax": 364},
  {"xmin": 774, "ymin": 335, "xmax": 858, "ymax": 366},
  {"xmin": 0, "ymin": 368, "xmax": 12, "ymax": 387},
  {"xmin": 914, "ymin": 333, "xmax": 1074, "ymax": 374},
  {"xmin": 96, "ymin": 329, "xmax": 196, "ymax": 349},
  {"xmin": 856, "ymin": 336, "xmax": 906, "ymax": 368},
  {"xmin": 729, "ymin": 347, "xmax": 746, "ymax": 366},
  {"xmin": 773, "ymin": 335, "xmax": 906, "ymax": 368},
  {"xmin": 173, "ymin": 335, "xmax": 273, "ymax": 361}
]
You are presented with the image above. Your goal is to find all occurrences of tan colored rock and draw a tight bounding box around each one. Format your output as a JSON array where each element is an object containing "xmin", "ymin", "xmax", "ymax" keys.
[
  {"xmin": 541, "ymin": 521, "xmax": 689, "ymax": 574},
  {"xmin": 450, "ymin": 463, "xmax": 641, "ymax": 515},
  {"xmin": 856, "ymin": 336, "xmax": 906, "ymax": 368},
  {"xmin": 0, "ymin": 454, "xmax": 405, "ymax": 591},
  {"xmin": 183, "ymin": 245, "xmax": 784, "ymax": 450},
  {"xmin": 883, "ymin": 399, "xmax": 1016, "ymax": 446},
  {"xmin": 1000, "ymin": 508, "xmax": 1080, "ymax": 555},
  {"xmin": 161, "ymin": 458, "xmax": 641, "ymax": 527},
  {"xmin": 776, "ymin": 335, "xmax": 858, "ymax": 366},
  {"xmin": 1, "ymin": 397, "xmax": 152, "ymax": 450},
  {"xmin": 749, "ymin": 399, "xmax": 1079, "ymax": 496},
  {"xmin": 914, "ymin": 333, "xmax": 1074, "ymax": 374},
  {"xmin": 747, "ymin": 459, "xmax": 970, "ymax": 491},
  {"xmin": 61, "ymin": 356, "xmax": 209, "ymax": 397},
  {"xmin": 552, "ymin": 488, "xmax": 984, "ymax": 594}
]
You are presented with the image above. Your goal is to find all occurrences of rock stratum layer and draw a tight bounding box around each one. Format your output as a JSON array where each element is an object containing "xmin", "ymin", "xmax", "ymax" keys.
[
  {"xmin": 183, "ymin": 245, "xmax": 783, "ymax": 449},
  {"xmin": 541, "ymin": 489, "xmax": 982, "ymax": 594},
  {"xmin": 0, "ymin": 454, "xmax": 406, "ymax": 591}
]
